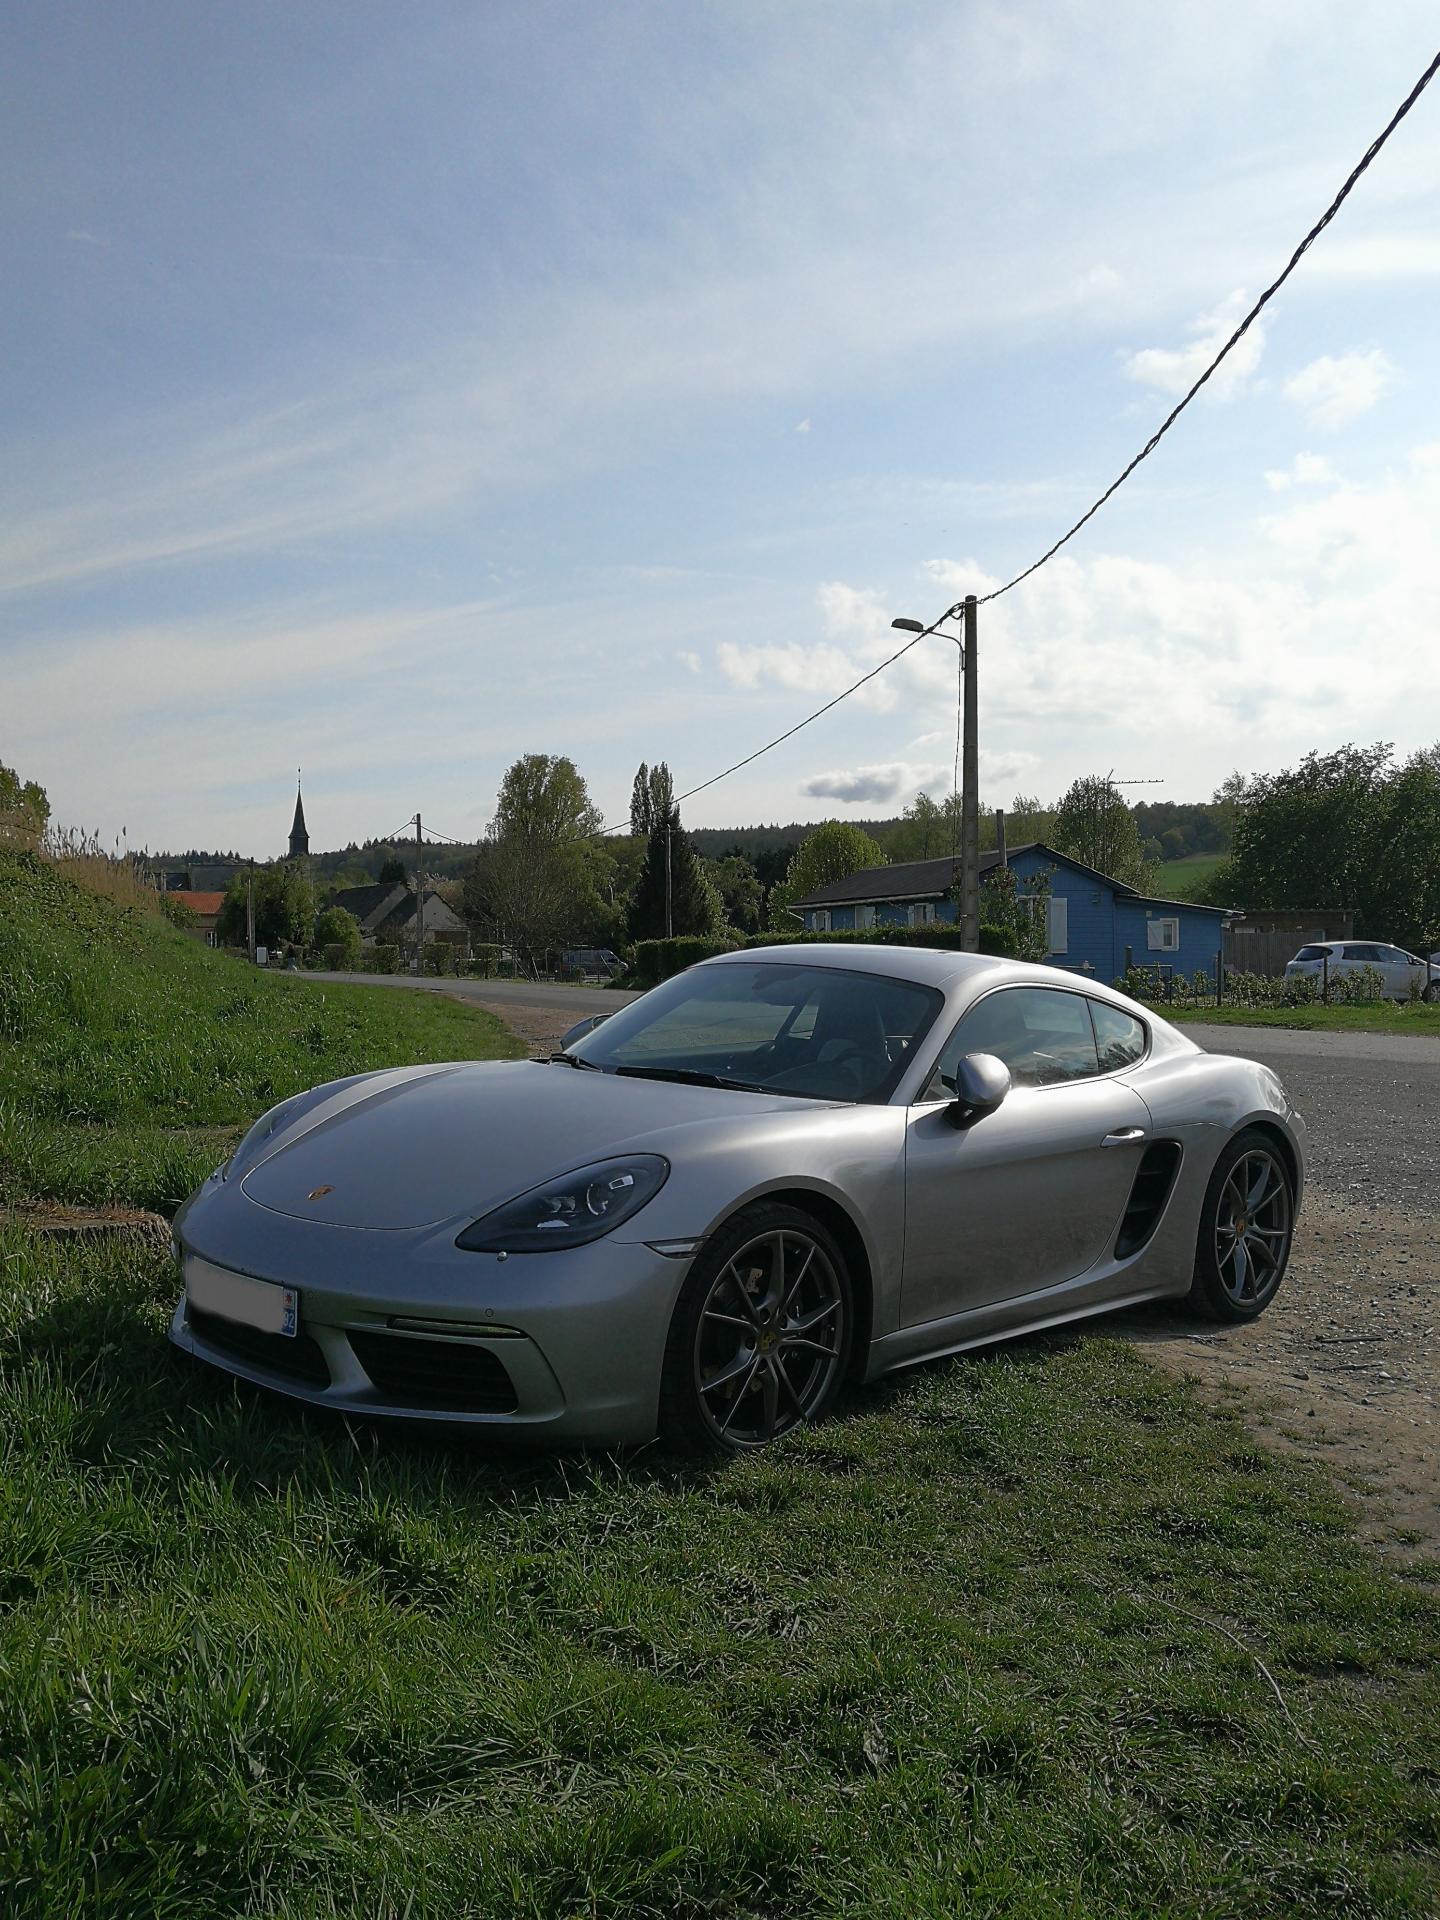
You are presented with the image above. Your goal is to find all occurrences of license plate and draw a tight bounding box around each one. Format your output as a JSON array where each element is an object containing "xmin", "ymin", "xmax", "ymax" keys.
[{"xmin": 187, "ymin": 1257, "xmax": 298, "ymax": 1338}]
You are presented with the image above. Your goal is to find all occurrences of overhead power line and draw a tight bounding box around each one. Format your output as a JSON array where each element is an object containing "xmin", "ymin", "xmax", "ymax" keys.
[{"xmin": 602, "ymin": 44, "xmax": 1438, "ymax": 830}]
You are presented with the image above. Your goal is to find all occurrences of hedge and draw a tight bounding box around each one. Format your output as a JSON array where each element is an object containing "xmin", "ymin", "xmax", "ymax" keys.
[
  {"xmin": 634, "ymin": 924, "xmax": 1016, "ymax": 984},
  {"xmin": 632, "ymin": 936, "xmax": 741, "ymax": 986}
]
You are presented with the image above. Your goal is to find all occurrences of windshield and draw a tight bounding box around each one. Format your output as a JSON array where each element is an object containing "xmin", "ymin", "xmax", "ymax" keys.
[{"xmin": 570, "ymin": 961, "xmax": 943, "ymax": 1102}]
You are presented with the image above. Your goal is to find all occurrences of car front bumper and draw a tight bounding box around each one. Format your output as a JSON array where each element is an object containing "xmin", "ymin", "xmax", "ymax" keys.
[{"xmin": 168, "ymin": 1195, "xmax": 695, "ymax": 1444}]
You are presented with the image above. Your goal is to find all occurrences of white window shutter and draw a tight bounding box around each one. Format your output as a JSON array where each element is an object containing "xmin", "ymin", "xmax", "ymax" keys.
[{"xmin": 1046, "ymin": 896, "xmax": 1068, "ymax": 954}]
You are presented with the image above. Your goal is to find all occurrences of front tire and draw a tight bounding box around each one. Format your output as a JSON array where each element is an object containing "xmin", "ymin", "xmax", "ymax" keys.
[
  {"xmin": 1188, "ymin": 1128, "xmax": 1295, "ymax": 1322},
  {"xmin": 1424, "ymin": 980, "xmax": 1440, "ymax": 1004},
  {"xmin": 660, "ymin": 1202, "xmax": 853, "ymax": 1454}
]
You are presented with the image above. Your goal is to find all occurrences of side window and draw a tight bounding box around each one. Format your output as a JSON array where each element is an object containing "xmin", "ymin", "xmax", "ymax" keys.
[
  {"xmin": 1089, "ymin": 999, "xmax": 1147, "ymax": 1072},
  {"xmin": 925, "ymin": 987, "xmax": 1100, "ymax": 1095}
]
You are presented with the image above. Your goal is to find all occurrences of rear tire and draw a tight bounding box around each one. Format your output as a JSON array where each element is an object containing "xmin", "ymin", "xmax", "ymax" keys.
[
  {"xmin": 1424, "ymin": 981, "xmax": 1440, "ymax": 1005},
  {"xmin": 1188, "ymin": 1128, "xmax": 1295, "ymax": 1322},
  {"xmin": 659, "ymin": 1202, "xmax": 853, "ymax": 1455}
]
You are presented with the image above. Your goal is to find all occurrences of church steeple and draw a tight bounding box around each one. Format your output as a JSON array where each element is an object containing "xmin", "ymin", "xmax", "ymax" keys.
[{"xmin": 288, "ymin": 772, "xmax": 309, "ymax": 859}]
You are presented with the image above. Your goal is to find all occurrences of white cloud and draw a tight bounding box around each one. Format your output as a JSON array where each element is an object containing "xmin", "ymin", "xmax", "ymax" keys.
[
  {"xmin": 677, "ymin": 649, "xmax": 702, "ymax": 673},
  {"xmin": 1283, "ymin": 349, "xmax": 1395, "ymax": 430},
  {"xmin": 1123, "ymin": 291, "xmax": 1265, "ymax": 400},
  {"xmin": 1264, "ymin": 452, "xmax": 1339, "ymax": 492},
  {"xmin": 794, "ymin": 418, "xmax": 812, "ymax": 434},
  {"xmin": 802, "ymin": 764, "xmax": 911, "ymax": 804}
]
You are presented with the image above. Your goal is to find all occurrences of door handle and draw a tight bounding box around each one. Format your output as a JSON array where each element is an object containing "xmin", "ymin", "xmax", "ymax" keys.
[{"xmin": 1101, "ymin": 1127, "xmax": 1146, "ymax": 1147}]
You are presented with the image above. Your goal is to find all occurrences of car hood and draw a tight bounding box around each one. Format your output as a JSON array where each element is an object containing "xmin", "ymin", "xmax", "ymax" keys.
[{"xmin": 240, "ymin": 1059, "xmax": 827, "ymax": 1231}]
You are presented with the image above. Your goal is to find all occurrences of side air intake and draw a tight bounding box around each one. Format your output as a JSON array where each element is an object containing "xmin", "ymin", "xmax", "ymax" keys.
[{"xmin": 1115, "ymin": 1141, "xmax": 1182, "ymax": 1260}]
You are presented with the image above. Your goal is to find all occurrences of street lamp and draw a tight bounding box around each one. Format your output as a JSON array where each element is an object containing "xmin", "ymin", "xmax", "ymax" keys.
[{"xmin": 890, "ymin": 598, "xmax": 980, "ymax": 950}]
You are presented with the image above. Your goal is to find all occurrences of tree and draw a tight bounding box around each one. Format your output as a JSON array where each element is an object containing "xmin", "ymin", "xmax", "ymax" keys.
[
  {"xmin": 462, "ymin": 754, "xmax": 602, "ymax": 962},
  {"xmin": 706, "ymin": 853, "xmax": 764, "ymax": 935},
  {"xmin": 628, "ymin": 808, "xmax": 724, "ymax": 941},
  {"xmin": 976, "ymin": 863, "xmax": 1052, "ymax": 963},
  {"xmin": 215, "ymin": 863, "xmax": 315, "ymax": 951},
  {"xmin": 1222, "ymin": 743, "xmax": 1393, "ymax": 922},
  {"xmin": 1050, "ymin": 777, "xmax": 1152, "ymax": 890},
  {"xmin": 314, "ymin": 905, "xmax": 362, "ymax": 966},
  {"xmin": 1219, "ymin": 742, "xmax": 1440, "ymax": 949},
  {"xmin": 886, "ymin": 792, "xmax": 947, "ymax": 862},
  {"xmin": 767, "ymin": 822, "xmax": 887, "ymax": 930},
  {"xmin": 628, "ymin": 762, "xmax": 675, "ymax": 841},
  {"xmin": 377, "ymin": 855, "xmax": 407, "ymax": 885},
  {"xmin": 0, "ymin": 761, "xmax": 49, "ymax": 848},
  {"xmin": 1006, "ymin": 793, "xmax": 1055, "ymax": 848}
]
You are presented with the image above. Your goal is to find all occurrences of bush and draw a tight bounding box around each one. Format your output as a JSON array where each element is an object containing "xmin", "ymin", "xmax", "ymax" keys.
[
  {"xmin": 158, "ymin": 893, "xmax": 199, "ymax": 930},
  {"xmin": 633, "ymin": 935, "xmax": 741, "ymax": 986},
  {"xmin": 322, "ymin": 942, "xmax": 353, "ymax": 971},
  {"xmin": 369, "ymin": 943, "xmax": 401, "ymax": 975},
  {"xmin": 313, "ymin": 905, "xmax": 362, "ymax": 969}
]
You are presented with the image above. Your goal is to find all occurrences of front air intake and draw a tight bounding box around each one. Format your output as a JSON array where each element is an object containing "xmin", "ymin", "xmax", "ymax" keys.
[{"xmin": 1115, "ymin": 1141, "xmax": 1182, "ymax": 1260}]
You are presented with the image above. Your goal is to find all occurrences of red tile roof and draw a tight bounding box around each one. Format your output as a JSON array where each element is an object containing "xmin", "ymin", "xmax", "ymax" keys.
[{"xmin": 181, "ymin": 892, "xmax": 227, "ymax": 916}]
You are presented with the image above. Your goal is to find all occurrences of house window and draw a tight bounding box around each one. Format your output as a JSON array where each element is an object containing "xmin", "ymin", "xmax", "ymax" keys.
[
  {"xmin": 1046, "ymin": 896, "xmax": 1068, "ymax": 955},
  {"xmin": 908, "ymin": 902, "xmax": 935, "ymax": 927},
  {"xmin": 812, "ymin": 909, "xmax": 831, "ymax": 933},
  {"xmin": 856, "ymin": 904, "xmax": 876, "ymax": 930},
  {"xmin": 1146, "ymin": 917, "xmax": 1180, "ymax": 952}
]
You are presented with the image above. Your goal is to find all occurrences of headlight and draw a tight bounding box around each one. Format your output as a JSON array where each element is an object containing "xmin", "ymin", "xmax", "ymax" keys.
[{"xmin": 456, "ymin": 1154, "xmax": 669, "ymax": 1253}]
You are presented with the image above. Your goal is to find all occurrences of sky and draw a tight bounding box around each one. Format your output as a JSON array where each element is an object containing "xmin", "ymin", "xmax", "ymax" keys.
[{"xmin": 3, "ymin": 1, "xmax": 1439, "ymax": 858}]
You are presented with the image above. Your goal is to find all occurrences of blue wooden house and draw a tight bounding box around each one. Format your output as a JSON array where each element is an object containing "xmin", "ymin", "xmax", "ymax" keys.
[{"xmin": 791, "ymin": 843, "xmax": 1235, "ymax": 986}]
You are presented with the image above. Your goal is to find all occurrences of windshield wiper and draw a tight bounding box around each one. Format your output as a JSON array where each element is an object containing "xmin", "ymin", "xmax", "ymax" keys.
[
  {"xmin": 612, "ymin": 1065, "xmax": 783, "ymax": 1094},
  {"xmin": 543, "ymin": 1051, "xmax": 601, "ymax": 1070}
]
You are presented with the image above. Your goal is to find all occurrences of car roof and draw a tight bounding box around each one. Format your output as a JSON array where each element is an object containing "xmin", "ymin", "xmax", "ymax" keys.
[{"xmin": 705, "ymin": 941, "xmax": 1150, "ymax": 1014}]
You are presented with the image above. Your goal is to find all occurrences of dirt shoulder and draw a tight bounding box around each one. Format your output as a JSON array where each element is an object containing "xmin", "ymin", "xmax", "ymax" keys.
[{"xmin": 1116, "ymin": 1190, "xmax": 1439, "ymax": 1558}]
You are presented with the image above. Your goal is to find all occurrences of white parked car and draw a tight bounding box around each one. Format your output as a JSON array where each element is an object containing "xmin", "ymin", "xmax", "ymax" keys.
[{"xmin": 1284, "ymin": 940, "xmax": 1440, "ymax": 1002}]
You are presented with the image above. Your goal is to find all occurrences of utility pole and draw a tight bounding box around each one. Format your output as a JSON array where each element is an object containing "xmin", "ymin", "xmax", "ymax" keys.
[
  {"xmin": 246, "ymin": 859, "xmax": 256, "ymax": 964},
  {"xmin": 959, "ymin": 593, "xmax": 980, "ymax": 950},
  {"xmin": 414, "ymin": 813, "xmax": 424, "ymax": 974},
  {"xmin": 664, "ymin": 812, "xmax": 673, "ymax": 939},
  {"xmin": 995, "ymin": 807, "xmax": 1007, "ymax": 870}
]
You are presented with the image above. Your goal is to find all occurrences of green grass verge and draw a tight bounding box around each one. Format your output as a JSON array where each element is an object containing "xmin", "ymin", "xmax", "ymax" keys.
[
  {"xmin": 0, "ymin": 852, "xmax": 523, "ymax": 1213},
  {"xmin": 2, "ymin": 1228, "xmax": 1437, "ymax": 1917},
  {"xmin": 1159, "ymin": 1003, "xmax": 1440, "ymax": 1037}
]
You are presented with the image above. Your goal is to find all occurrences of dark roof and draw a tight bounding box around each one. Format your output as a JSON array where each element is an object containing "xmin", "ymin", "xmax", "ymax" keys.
[
  {"xmin": 794, "ymin": 844, "xmax": 1046, "ymax": 908},
  {"xmin": 289, "ymin": 787, "xmax": 309, "ymax": 856},
  {"xmin": 793, "ymin": 842, "xmax": 1235, "ymax": 916},
  {"xmin": 330, "ymin": 882, "xmax": 406, "ymax": 926}
]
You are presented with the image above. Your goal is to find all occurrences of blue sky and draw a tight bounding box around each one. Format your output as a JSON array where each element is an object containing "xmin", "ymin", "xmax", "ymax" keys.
[{"xmin": 4, "ymin": 2, "xmax": 1439, "ymax": 856}]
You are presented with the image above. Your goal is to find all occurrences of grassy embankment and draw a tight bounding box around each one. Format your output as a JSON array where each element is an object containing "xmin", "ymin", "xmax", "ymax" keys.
[{"xmin": 2, "ymin": 850, "xmax": 1438, "ymax": 1916}]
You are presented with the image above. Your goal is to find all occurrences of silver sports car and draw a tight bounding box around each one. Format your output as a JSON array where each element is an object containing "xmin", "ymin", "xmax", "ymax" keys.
[{"xmin": 170, "ymin": 946, "xmax": 1305, "ymax": 1452}]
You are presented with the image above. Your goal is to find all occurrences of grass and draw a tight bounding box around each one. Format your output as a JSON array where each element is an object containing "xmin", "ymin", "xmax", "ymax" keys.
[
  {"xmin": 3, "ymin": 848, "xmax": 1439, "ymax": 1914},
  {"xmin": 0, "ymin": 851, "xmax": 523, "ymax": 1213},
  {"xmin": 1146, "ymin": 854, "xmax": 1227, "ymax": 903},
  {"xmin": 1160, "ymin": 1002, "xmax": 1440, "ymax": 1037},
  {"xmin": 2, "ymin": 1227, "xmax": 1438, "ymax": 1918}
]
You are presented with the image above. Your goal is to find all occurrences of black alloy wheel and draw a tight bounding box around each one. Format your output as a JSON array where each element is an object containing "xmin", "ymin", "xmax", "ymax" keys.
[
  {"xmin": 661, "ymin": 1202, "xmax": 853, "ymax": 1453},
  {"xmin": 1188, "ymin": 1127, "xmax": 1295, "ymax": 1322}
]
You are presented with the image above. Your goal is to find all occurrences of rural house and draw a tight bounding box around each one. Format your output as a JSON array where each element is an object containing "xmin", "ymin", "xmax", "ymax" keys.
[
  {"xmin": 791, "ymin": 843, "xmax": 1236, "ymax": 986},
  {"xmin": 329, "ymin": 880, "xmax": 469, "ymax": 955}
]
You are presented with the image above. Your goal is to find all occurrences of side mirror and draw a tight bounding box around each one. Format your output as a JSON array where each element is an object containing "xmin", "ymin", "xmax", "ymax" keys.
[
  {"xmin": 560, "ymin": 1013, "xmax": 611, "ymax": 1050},
  {"xmin": 945, "ymin": 1052, "xmax": 1012, "ymax": 1129}
]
